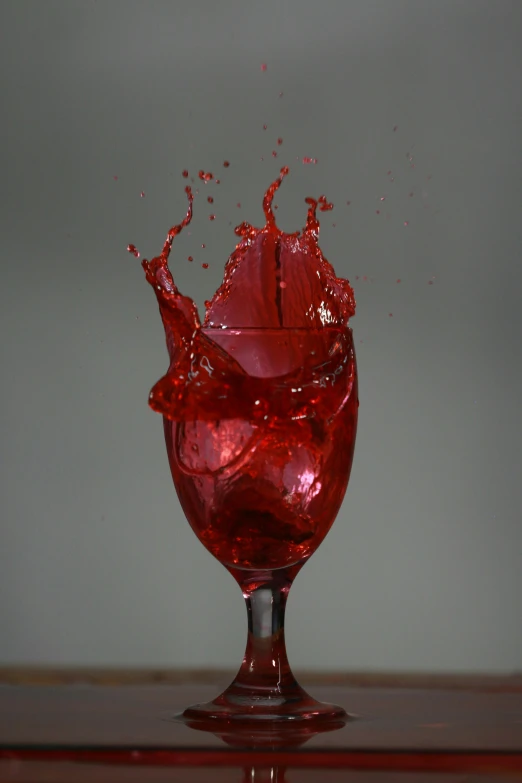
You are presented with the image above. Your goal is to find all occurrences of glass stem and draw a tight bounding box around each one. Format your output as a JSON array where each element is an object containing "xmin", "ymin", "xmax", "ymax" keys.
[
  {"xmin": 182, "ymin": 564, "xmax": 348, "ymax": 721},
  {"xmin": 228, "ymin": 569, "xmax": 301, "ymax": 700}
]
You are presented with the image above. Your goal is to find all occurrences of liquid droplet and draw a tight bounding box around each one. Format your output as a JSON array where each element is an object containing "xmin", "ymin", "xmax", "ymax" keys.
[
  {"xmin": 261, "ymin": 63, "xmax": 267, "ymax": 72},
  {"xmin": 223, "ymin": 160, "xmax": 230, "ymax": 168},
  {"xmin": 277, "ymin": 137, "xmax": 283, "ymax": 145},
  {"xmin": 140, "ymin": 191, "xmax": 145, "ymax": 198},
  {"xmin": 302, "ymin": 157, "xmax": 318, "ymax": 165},
  {"xmin": 182, "ymin": 170, "xmax": 189, "ymax": 178},
  {"xmin": 207, "ymin": 196, "xmax": 214, "ymax": 203},
  {"xmin": 318, "ymin": 195, "xmax": 333, "ymax": 212},
  {"xmin": 403, "ymin": 221, "xmax": 409, "ymax": 227},
  {"xmin": 393, "ymin": 125, "xmax": 398, "ymax": 132},
  {"xmin": 263, "ymin": 124, "xmax": 268, "ymax": 130},
  {"xmin": 198, "ymin": 170, "xmax": 213, "ymax": 183},
  {"xmin": 272, "ymin": 151, "xmax": 278, "ymax": 158},
  {"xmin": 202, "ymin": 263, "xmax": 209, "ymax": 269},
  {"xmin": 188, "ymin": 256, "xmax": 193, "ymax": 262},
  {"xmin": 209, "ymin": 214, "xmax": 216, "ymax": 221},
  {"xmin": 127, "ymin": 243, "xmax": 140, "ymax": 258}
]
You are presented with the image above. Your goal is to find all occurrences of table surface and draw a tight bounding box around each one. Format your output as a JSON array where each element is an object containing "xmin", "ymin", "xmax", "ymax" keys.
[{"xmin": 1, "ymin": 669, "xmax": 521, "ymax": 782}]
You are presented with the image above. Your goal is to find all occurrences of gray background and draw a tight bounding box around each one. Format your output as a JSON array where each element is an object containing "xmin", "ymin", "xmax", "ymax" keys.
[{"xmin": 1, "ymin": 0, "xmax": 521, "ymax": 672}]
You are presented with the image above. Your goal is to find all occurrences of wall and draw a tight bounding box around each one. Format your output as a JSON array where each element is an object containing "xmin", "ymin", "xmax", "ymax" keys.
[{"xmin": 1, "ymin": 0, "xmax": 521, "ymax": 672}]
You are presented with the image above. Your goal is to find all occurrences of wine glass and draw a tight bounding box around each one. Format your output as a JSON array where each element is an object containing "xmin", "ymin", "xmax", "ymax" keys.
[{"xmin": 163, "ymin": 324, "xmax": 358, "ymax": 724}]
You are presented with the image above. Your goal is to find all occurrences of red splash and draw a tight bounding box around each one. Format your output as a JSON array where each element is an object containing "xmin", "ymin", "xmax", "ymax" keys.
[
  {"xmin": 317, "ymin": 195, "xmax": 333, "ymax": 212},
  {"xmin": 138, "ymin": 166, "xmax": 357, "ymax": 446}
]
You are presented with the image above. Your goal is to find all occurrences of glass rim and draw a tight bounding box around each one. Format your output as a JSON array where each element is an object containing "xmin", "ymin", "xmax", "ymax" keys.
[{"xmin": 201, "ymin": 324, "xmax": 353, "ymax": 333}]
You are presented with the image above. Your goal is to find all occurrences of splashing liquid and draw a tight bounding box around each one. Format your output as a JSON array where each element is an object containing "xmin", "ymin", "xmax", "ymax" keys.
[{"xmin": 137, "ymin": 167, "xmax": 358, "ymax": 570}]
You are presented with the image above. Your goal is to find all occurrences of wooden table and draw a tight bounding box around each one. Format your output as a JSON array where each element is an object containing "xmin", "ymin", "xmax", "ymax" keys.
[{"xmin": 1, "ymin": 669, "xmax": 521, "ymax": 781}]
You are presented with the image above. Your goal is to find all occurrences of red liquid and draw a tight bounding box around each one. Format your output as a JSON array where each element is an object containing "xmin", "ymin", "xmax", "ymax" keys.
[{"xmin": 138, "ymin": 167, "xmax": 358, "ymax": 571}]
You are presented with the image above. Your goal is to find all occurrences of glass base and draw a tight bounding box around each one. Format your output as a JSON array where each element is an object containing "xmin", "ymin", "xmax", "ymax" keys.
[
  {"xmin": 172, "ymin": 684, "xmax": 350, "ymax": 749},
  {"xmin": 179, "ymin": 681, "xmax": 349, "ymax": 726}
]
